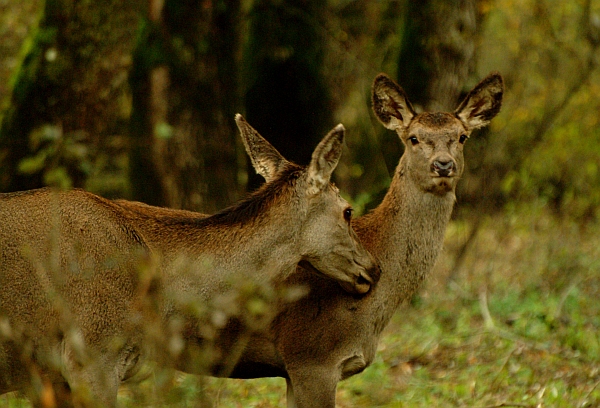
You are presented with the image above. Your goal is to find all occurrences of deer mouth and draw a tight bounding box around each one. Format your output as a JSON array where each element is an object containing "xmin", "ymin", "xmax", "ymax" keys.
[
  {"xmin": 427, "ymin": 175, "xmax": 456, "ymax": 195},
  {"xmin": 298, "ymin": 260, "xmax": 373, "ymax": 295}
]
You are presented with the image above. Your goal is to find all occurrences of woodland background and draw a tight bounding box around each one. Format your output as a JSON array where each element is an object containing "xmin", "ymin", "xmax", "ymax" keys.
[{"xmin": 1, "ymin": 0, "xmax": 600, "ymax": 406}]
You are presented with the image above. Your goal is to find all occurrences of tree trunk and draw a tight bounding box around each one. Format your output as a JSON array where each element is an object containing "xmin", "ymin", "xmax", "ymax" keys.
[
  {"xmin": 397, "ymin": 0, "xmax": 478, "ymax": 112},
  {"xmin": 243, "ymin": 0, "xmax": 332, "ymax": 190},
  {"xmin": 130, "ymin": 0, "xmax": 242, "ymax": 212},
  {"xmin": 0, "ymin": 0, "xmax": 143, "ymax": 194}
]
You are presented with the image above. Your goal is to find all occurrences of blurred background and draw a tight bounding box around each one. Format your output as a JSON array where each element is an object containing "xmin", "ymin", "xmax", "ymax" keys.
[
  {"xmin": 1, "ymin": 0, "xmax": 599, "ymax": 406},
  {"xmin": 2, "ymin": 0, "xmax": 599, "ymax": 219}
]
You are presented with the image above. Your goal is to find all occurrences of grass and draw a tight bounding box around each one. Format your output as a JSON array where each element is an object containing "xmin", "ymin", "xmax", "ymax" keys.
[{"xmin": 2, "ymin": 205, "xmax": 599, "ymax": 407}]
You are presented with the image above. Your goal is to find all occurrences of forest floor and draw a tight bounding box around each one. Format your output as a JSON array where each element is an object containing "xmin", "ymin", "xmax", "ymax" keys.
[{"xmin": 2, "ymin": 204, "xmax": 599, "ymax": 407}]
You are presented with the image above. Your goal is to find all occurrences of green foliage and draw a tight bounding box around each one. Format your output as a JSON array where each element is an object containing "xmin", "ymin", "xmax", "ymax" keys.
[
  {"xmin": 471, "ymin": 0, "xmax": 600, "ymax": 221},
  {"xmin": 154, "ymin": 122, "xmax": 174, "ymax": 140},
  {"xmin": 17, "ymin": 125, "xmax": 91, "ymax": 189},
  {"xmin": 15, "ymin": 124, "xmax": 130, "ymax": 195}
]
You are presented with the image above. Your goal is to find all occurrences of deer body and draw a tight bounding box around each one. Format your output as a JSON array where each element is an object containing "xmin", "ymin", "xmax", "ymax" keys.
[
  {"xmin": 227, "ymin": 73, "xmax": 504, "ymax": 407},
  {"xmin": 0, "ymin": 188, "xmax": 148, "ymax": 406},
  {"xmin": 0, "ymin": 115, "xmax": 379, "ymax": 407}
]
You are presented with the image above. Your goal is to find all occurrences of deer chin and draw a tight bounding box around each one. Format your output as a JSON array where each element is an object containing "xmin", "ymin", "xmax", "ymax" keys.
[{"xmin": 428, "ymin": 176, "xmax": 456, "ymax": 195}]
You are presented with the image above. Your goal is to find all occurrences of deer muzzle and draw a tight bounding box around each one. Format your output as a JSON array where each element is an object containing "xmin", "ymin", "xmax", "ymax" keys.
[
  {"xmin": 346, "ymin": 254, "xmax": 381, "ymax": 295},
  {"xmin": 431, "ymin": 159, "xmax": 455, "ymax": 177}
]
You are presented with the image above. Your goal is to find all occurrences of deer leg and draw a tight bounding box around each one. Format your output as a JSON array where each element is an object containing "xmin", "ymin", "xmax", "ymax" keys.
[
  {"xmin": 286, "ymin": 367, "xmax": 338, "ymax": 408},
  {"xmin": 286, "ymin": 378, "xmax": 296, "ymax": 408},
  {"xmin": 61, "ymin": 340, "xmax": 119, "ymax": 408},
  {"xmin": 29, "ymin": 381, "xmax": 74, "ymax": 408},
  {"xmin": 51, "ymin": 381, "xmax": 75, "ymax": 407}
]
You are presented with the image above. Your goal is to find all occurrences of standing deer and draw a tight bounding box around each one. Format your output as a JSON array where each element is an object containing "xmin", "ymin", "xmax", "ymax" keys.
[
  {"xmin": 0, "ymin": 115, "xmax": 379, "ymax": 407},
  {"xmin": 223, "ymin": 73, "xmax": 503, "ymax": 407}
]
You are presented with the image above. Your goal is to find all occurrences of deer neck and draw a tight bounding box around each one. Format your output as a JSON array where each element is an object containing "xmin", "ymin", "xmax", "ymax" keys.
[
  {"xmin": 356, "ymin": 159, "xmax": 456, "ymax": 314},
  {"xmin": 135, "ymin": 211, "xmax": 302, "ymax": 300}
]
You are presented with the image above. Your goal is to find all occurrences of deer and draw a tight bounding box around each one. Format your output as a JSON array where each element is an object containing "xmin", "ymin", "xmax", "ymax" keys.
[
  {"xmin": 0, "ymin": 114, "xmax": 380, "ymax": 407},
  {"xmin": 220, "ymin": 72, "xmax": 504, "ymax": 407}
]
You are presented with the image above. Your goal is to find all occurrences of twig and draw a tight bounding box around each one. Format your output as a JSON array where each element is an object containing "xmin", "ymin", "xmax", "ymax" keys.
[
  {"xmin": 529, "ymin": 0, "xmax": 599, "ymax": 147},
  {"xmin": 478, "ymin": 286, "xmax": 550, "ymax": 352},
  {"xmin": 446, "ymin": 216, "xmax": 483, "ymax": 286},
  {"xmin": 552, "ymin": 274, "xmax": 586, "ymax": 323},
  {"xmin": 479, "ymin": 286, "xmax": 495, "ymax": 330},
  {"xmin": 489, "ymin": 345, "xmax": 520, "ymax": 391},
  {"xmin": 480, "ymin": 403, "xmax": 533, "ymax": 408},
  {"xmin": 578, "ymin": 378, "xmax": 600, "ymax": 408}
]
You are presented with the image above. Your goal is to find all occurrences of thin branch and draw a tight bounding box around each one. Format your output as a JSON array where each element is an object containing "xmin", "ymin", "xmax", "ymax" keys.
[
  {"xmin": 530, "ymin": 0, "xmax": 600, "ymax": 146},
  {"xmin": 552, "ymin": 274, "xmax": 586, "ymax": 323},
  {"xmin": 489, "ymin": 345, "xmax": 520, "ymax": 391},
  {"xmin": 446, "ymin": 216, "xmax": 483, "ymax": 286},
  {"xmin": 530, "ymin": 57, "xmax": 596, "ymax": 145},
  {"xmin": 534, "ymin": 0, "xmax": 580, "ymax": 60},
  {"xmin": 479, "ymin": 286, "xmax": 495, "ymax": 330},
  {"xmin": 478, "ymin": 286, "xmax": 551, "ymax": 352},
  {"xmin": 578, "ymin": 378, "xmax": 600, "ymax": 408}
]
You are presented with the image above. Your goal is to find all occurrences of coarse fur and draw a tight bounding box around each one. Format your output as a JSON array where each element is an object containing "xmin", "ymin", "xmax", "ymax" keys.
[
  {"xmin": 0, "ymin": 115, "xmax": 379, "ymax": 407},
  {"xmin": 226, "ymin": 73, "xmax": 504, "ymax": 407}
]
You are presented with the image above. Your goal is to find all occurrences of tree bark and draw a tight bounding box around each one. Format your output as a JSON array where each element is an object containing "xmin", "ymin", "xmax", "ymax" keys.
[
  {"xmin": 243, "ymin": 0, "xmax": 333, "ymax": 190},
  {"xmin": 130, "ymin": 0, "xmax": 242, "ymax": 212},
  {"xmin": 397, "ymin": 0, "xmax": 478, "ymax": 112},
  {"xmin": 0, "ymin": 0, "xmax": 143, "ymax": 193}
]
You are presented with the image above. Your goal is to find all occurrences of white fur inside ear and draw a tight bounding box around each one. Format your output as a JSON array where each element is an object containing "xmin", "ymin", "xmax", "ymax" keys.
[
  {"xmin": 457, "ymin": 106, "xmax": 490, "ymax": 129},
  {"xmin": 306, "ymin": 173, "xmax": 327, "ymax": 196},
  {"xmin": 256, "ymin": 162, "xmax": 271, "ymax": 180},
  {"xmin": 387, "ymin": 116, "xmax": 404, "ymax": 130}
]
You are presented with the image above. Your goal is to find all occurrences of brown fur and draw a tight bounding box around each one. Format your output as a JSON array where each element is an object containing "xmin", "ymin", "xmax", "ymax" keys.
[
  {"xmin": 0, "ymin": 115, "xmax": 379, "ymax": 407},
  {"xmin": 230, "ymin": 73, "xmax": 503, "ymax": 407}
]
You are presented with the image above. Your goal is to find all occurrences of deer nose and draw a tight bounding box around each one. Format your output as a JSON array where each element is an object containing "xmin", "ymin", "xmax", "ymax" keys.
[{"xmin": 432, "ymin": 160, "xmax": 455, "ymax": 177}]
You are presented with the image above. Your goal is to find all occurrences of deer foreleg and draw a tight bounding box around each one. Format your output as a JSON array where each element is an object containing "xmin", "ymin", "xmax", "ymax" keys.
[
  {"xmin": 61, "ymin": 340, "xmax": 119, "ymax": 408},
  {"xmin": 286, "ymin": 366, "xmax": 338, "ymax": 408}
]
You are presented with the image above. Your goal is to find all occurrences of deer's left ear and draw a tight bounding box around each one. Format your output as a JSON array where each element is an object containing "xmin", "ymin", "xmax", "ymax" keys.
[
  {"xmin": 306, "ymin": 124, "xmax": 345, "ymax": 195},
  {"xmin": 455, "ymin": 72, "xmax": 504, "ymax": 130},
  {"xmin": 236, "ymin": 114, "xmax": 288, "ymax": 182}
]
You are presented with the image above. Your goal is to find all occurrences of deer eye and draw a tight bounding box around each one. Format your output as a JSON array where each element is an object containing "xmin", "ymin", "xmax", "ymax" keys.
[
  {"xmin": 408, "ymin": 136, "xmax": 419, "ymax": 145},
  {"xmin": 343, "ymin": 207, "xmax": 353, "ymax": 222},
  {"xmin": 459, "ymin": 134, "xmax": 468, "ymax": 144}
]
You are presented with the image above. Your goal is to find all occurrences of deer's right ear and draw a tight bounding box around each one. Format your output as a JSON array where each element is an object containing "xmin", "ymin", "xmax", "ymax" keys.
[
  {"xmin": 371, "ymin": 73, "xmax": 416, "ymax": 130},
  {"xmin": 306, "ymin": 124, "xmax": 345, "ymax": 195},
  {"xmin": 235, "ymin": 114, "xmax": 288, "ymax": 182}
]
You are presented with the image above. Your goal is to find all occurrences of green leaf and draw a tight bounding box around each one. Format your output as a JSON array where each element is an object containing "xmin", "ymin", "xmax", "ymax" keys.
[
  {"xmin": 154, "ymin": 122, "xmax": 174, "ymax": 140},
  {"xmin": 18, "ymin": 152, "xmax": 47, "ymax": 174},
  {"xmin": 44, "ymin": 167, "xmax": 72, "ymax": 189}
]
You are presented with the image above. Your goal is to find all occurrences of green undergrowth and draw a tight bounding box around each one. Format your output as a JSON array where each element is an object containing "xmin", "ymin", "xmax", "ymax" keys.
[{"xmin": 2, "ymin": 205, "xmax": 599, "ymax": 407}]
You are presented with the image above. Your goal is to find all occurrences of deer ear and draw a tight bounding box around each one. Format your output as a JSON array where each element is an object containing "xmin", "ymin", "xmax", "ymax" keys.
[
  {"xmin": 455, "ymin": 72, "xmax": 504, "ymax": 130},
  {"xmin": 372, "ymin": 73, "xmax": 416, "ymax": 130},
  {"xmin": 306, "ymin": 124, "xmax": 345, "ymax": 195},
  {"xmin": 235, "ymin": 114, "xmax": 288, "ymax": 182}
]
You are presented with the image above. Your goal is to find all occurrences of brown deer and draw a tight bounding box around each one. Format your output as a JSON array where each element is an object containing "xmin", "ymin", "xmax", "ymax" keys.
[
  {"xmin": 225, "ymin": 73, "xmax": 503, "ymax": 407},
  {"xmin": 0, "ymin": 115, "xmax": 379, "ymax": 407}
]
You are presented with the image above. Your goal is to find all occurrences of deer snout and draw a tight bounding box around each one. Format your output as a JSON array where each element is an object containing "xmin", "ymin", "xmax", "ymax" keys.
[
  {"xmin": 361, "ymin": 262, "xmax": 380, "ymax": 286},
  {"xmin": 349, "ymin": 252, "xmax": 380, "ymax": 294},
  {"xmin": 431, "ymin": 159, "xmax": 455, "ymax": 177}
]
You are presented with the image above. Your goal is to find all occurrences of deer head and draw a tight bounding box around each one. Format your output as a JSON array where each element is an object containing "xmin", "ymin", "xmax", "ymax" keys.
[
  {"xmin": 372, "ymin": 72, "xmax": 503, "ymax": 196},
  {"xmin": 235, "ymin": 115, "xmax": 379, "ymax": 294}
]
